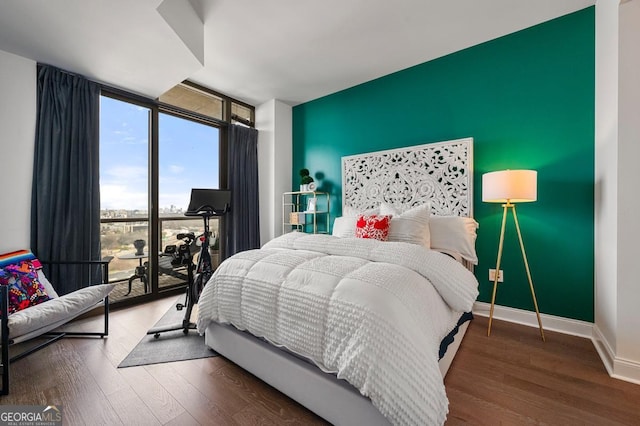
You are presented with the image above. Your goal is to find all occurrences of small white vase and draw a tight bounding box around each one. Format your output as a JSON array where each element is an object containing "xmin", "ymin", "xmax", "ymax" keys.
[{"xmin": 300, "ymin": 184, "xmax": 308, "ymax": 192}]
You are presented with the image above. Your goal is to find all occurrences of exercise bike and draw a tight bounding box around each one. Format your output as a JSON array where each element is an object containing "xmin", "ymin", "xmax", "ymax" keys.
[{"xmin": 147, "ymin": 188, "xmax": 230, "ymax": 338}]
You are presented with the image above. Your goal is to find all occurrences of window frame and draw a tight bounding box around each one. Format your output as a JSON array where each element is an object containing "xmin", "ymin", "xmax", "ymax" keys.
[{"xmin": 99, "ymin": 81, "xmax": 254, "ymax": 307}]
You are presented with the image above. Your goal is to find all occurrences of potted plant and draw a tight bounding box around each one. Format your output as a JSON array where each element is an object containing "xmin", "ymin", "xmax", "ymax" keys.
[
  {"xmin": 299, "ymin": 168, "xmax": 314, "ymax": 192},
  {"xmin": 133, "ymin": 239, "xmax": 146, "ymax": 256}
]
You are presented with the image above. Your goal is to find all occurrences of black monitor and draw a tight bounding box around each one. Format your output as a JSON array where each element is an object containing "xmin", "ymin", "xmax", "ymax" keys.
[{"xmin": 185, "ymin": 188, "xmax": 231, "ymax": 216}]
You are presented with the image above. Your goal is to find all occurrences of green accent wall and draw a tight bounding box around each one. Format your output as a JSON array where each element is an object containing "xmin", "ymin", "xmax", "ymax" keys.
[{"xmin": 292, "ymin": 8, "xmax": 595, "ymax": 322}]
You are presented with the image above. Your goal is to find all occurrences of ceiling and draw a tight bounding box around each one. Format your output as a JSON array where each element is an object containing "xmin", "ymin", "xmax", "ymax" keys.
[{"xmin": 0, "ymin": 0, "xmax": 595, "ymax": 107}]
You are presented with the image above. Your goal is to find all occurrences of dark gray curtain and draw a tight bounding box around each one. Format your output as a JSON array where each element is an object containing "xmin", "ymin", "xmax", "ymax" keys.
[
  {"xmin": 226, "ymin": 124, "xmax": 260, "ymax": 257},
  {"xmin": 31, "ymin": 64, "xmax": 101, "ymax": 295}
]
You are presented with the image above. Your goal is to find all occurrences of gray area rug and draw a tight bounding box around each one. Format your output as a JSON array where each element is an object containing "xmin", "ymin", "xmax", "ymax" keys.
[{"xmin": 118, "ymin": 299, "xmax": 217, "ymax": 368}]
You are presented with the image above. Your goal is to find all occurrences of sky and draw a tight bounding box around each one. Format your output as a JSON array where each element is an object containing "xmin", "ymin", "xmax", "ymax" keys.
[{"xmin": 99, "ymin": 96, "xmax": 220, "ymax": 211}]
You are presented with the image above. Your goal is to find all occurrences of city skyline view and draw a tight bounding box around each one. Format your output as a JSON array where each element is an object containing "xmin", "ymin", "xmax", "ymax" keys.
[{"xmin": 99, "ymin": 95, "xmax": 220, "ymax": 212}]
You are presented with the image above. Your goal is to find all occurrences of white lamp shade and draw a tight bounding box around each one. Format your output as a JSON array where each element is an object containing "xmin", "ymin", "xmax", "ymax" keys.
[{"xmin": 482, "ymin": 170, "xmax": 537, "ymax": 203}]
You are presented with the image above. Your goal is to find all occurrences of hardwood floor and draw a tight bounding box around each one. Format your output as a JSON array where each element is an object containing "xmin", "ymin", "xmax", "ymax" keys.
[
  {"xmin": 445, "ymin": 316, "xmax": 640, "ymax": 425},
  {"xmin": 2, "ymin": 298, "xmax": 639, "ymax": 425}
]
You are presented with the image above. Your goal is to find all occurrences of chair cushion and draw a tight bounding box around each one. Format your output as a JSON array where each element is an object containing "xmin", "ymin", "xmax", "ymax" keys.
[{"xmin": 6, "ymin": 283, "xmax": 114, "ymax": 341}]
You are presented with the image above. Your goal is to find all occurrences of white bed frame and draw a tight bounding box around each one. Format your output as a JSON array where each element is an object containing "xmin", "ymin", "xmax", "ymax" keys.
[{"xmin": 205, "ymin": 137, "xmax": 474, "ymax": 425}]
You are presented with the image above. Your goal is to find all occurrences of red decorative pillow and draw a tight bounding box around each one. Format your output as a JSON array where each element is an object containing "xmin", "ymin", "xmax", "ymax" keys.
[{"xmin": 355, "ymin": 214, "xmax": 392, "ymax": 241}]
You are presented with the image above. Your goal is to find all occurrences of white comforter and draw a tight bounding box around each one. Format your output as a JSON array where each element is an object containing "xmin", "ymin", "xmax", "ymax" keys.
[{"xmin": 197, "ymin": 232, "xmax": 479, "ymax": 426}]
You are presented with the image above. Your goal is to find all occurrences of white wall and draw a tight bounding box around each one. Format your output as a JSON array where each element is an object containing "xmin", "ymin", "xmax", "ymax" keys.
[
  {"xmin": 256, "ymin": 99, "xmax": 292, "ymax": 245},
  {"xmin": 594, "ymin": 0, "xmax": 619, "ymax": 368},
  {"xmin": 617, "ymin": 0, "xmax": 640, "ymax": 367},
  {"xmin": 0, "ymin": 50, "xmax": 36, "ymax": 253},
  {"xmin": 593, "ymin": 0, "xmax": 640, "ymax": 384}
]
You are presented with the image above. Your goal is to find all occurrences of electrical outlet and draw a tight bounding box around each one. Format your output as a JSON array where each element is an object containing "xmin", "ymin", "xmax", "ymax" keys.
[{"xmin": 489, "ymin": 268, "xmax": 504, "ymax": 282}]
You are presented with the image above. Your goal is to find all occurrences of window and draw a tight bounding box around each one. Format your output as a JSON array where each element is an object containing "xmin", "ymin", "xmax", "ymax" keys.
[
  {"xmin": 158, "ymin": 112, "xmax": 219, "ymax": 290},
  {"xmin": 100, "ymin": 96, "xmax": 151, "ymax": 300},
  {"xmin": 232, "ymin": 102, "xmax": 254, "ymax": 126},
  {"xmin": 99, "ymin": 81, "xmax": 254, "ymax": 304}
]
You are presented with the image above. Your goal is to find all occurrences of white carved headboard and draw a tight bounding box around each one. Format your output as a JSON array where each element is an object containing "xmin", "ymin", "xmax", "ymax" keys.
[{"xmin": 341, "ymin": 138, "xmax": 473, "ymax": 217}]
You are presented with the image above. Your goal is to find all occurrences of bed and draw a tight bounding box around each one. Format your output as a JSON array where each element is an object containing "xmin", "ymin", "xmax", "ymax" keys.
[{"xmin": 197, "ymin": 138, "xmax": 479, "ymax": 425}]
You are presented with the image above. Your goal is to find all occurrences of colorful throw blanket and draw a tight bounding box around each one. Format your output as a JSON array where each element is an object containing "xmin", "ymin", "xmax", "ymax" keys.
[{"xmin": 0, "ymin": 250, "xmax": 51, "ymax": 314}]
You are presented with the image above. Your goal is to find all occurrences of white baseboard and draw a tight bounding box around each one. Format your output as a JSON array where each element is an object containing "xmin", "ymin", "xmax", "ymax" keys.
[
  {"xmin": 473, "ymin": 302, "xmax": 640, "ymax": 386},
  {"xmin": 591, "ymin": 324, "xmax": 615, "ymax": 375},
  {"xmin": 592, "ymin": 325, "xmax": 640, "ymax": 386},
  {"xmin": 472, "ymin": 301, "xmax": 593, "ymax": 338}
]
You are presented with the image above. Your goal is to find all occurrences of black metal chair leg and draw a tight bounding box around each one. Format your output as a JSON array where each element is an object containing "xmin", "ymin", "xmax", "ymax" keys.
[
  {"xmin": 126, "ymin": 275, "xmax": 135, "ymax": 295},
  {"xmin": 1, "ymin": 286, "xmax": 9, "ymax": 396}
]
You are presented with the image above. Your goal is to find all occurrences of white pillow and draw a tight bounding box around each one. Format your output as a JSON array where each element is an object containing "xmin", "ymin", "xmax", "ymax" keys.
[
  {"xmin": 429, "ymin": 216, "xmax": 479, "ymax": 264},
  {"xmin": 333, "ymin": 205, "xmax": 380, "ymax": 238},
  {"xmin": 332, "ymin": 216, "xmax": 358, "ymax": 238},
  {"xmin": 379, "ymin": 202, "xmax": 431, "ymax": 248}
]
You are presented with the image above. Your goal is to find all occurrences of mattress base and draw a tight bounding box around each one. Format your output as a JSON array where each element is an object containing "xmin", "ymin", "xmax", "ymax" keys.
[{"xmin": 205, "ymin": 319, "xmax": 470, "ymax": 425}]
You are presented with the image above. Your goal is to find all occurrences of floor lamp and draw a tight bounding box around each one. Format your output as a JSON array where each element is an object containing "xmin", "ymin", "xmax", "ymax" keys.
[{"xmin": 482, "ymin": 170, "xmax": 545, "ymax": 341}]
